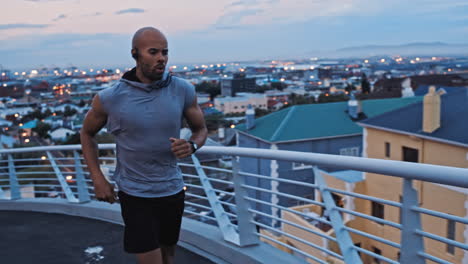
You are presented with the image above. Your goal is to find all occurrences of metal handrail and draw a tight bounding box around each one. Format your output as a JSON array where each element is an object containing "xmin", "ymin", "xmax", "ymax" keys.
[
  {"xmin": 3, "ymin": 145, "xmax": 466, "ymax": 187},
  {"xmin": 1, "ymin": 144, "xmax": 467, "ymax": 264}
]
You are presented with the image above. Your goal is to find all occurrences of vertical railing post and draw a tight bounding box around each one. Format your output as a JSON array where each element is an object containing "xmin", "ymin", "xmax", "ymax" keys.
[
  {"xmin": 232, "ymin": 157, "xmax": 259, "ymax": 246},
  {"xmin": 314, "ymin": 167, "xmax": 362, "ymax": 263},
  {"xmin": 191, "ymin": 155, "xmax": 239, "ymax": 245},
  {"xmin": 7, "ymin": 154, "xmax": 21, "ymax": 200},
  {"xmin": 400, "ymin": 179, "xmax": 425, "ymax": 263},
  {"xmin": 47, "ymin": 151, "xmax": 78, "ymax": 203},
  {"xmin": 73, "ymin": 151, "xmax": 90, "ymax": 203}
]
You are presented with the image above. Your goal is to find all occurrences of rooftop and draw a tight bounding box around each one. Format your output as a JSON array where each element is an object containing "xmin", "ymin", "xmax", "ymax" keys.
[
  {"xmin": 359, "ymin": 89, "xmax": 468, "ymax": 146},
  {"xmin": 237, "ymin": 97, "xmax": 423, "ymax": 142}
]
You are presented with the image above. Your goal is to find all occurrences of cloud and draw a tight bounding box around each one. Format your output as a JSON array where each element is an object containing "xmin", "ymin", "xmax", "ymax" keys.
[
  {"xmin": 24, "ymin": 0, "xmax": 67, "ymax": 2},
  {"xmin": 0, "ymin": 24, "xmax": 49, "ymax": 31},
  {"xmin": 52, "ymin": 14, "xmax": 67, "ymax": 22},
  {"xmin": 82, "ymin": 12, "xmax": 102, "ymax": 17},
  {"xmin": 215, "ymin": 8, "xmax": 264, "ymax": 29},
  {"xmin": 226, "ymin": 1, "xmax": 247, "ymax": 8},
  {"xmin": 115, "ymin": 8, "xmax": 145, "ymax": 15}
]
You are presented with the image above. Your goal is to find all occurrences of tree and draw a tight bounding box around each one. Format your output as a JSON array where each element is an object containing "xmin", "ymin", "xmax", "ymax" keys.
[
  {"xmin": 78, "ymin": 99, "xmax": 86, "ymax": 107},
  {"xmin": 318, "ymin": 93, "xmax": 348, "ymax": 103},
  {"xmin": 345, "ymin": 83, "xmax": 356, "ymax": 93},
  {"xmin": 361, "ymin": 73, "xmax": 371, "ymax": 94},
  {"xmin": 32, "ymin": 122, "xmax": 52, "ymax": 139},
  {"xmin": 195, "ymin": 81, "xmax": 221, "ymax": 100},
  {"xmin": 64, "ymin": 106, "xmax": 77, "ymax": 117},
  {"xmin": 271, "ymin": 82, "xmax": 287, "ymax": 91}
]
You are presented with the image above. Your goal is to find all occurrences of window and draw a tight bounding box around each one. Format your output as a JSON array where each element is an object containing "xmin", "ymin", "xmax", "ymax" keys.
[
  {"xmin": 371, "ymin": 201, "xmax": 384, "ymax": 223},
  {"xmin": 372, "ymin": 247, "xmax": 382, "ymax": 264},
  {"xmin": 340, "ymin": 147, "xmax": 360, "ymax": 157},
  {"xmin": 402, "ymin": 146, "xmax": 418, "ymax": 162},
  {"xmin": 293, "ymin": 194, "xmax": 314, "ymax": 206},
  {"xmin": 385, "ymin": 142, "xmax": 390, "ymax": 157},
  {"xmin": 292, "ymin": 162, "xmax": 313, "ymax": 170},
  {"xmin": 447, "ymin": 219, "xmax": 455, "ymax": 254}
]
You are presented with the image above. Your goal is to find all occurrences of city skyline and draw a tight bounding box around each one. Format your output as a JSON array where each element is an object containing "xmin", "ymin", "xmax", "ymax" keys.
[{"xmin": 1, "ymin": 0, "xmax": 467, "ymax": 69}]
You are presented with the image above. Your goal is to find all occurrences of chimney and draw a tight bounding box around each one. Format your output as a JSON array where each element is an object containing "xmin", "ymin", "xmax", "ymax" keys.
[
  {"xmin": 348, "ymin": 93, "xmax": 359, "ymax": 119},
  {"xmin": 246, "ymin": 104, "xmax": 255, "ymax": 130},
  {"xmin": 422, "ymin": 86, "xmax": 441, "ymax": 133},
  {"xmin": 401, "ymin": 78, "xmax": 414, "ymax": 98}
]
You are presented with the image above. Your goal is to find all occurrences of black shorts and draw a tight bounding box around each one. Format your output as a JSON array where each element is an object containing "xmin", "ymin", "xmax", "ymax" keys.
[{"xmin": 117, "ymin": 190, "xmax": 185, "ymax": 254}]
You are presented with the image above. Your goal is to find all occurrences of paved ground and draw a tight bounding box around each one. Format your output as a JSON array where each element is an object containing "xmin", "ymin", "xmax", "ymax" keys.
[{"xmin": 0, "ymin": 211, "xmax": 215, "ymax": 264}]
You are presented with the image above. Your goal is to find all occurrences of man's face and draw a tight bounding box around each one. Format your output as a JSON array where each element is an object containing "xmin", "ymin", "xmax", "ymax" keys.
[{"xmin": 135, "ymin": 32, "xmax": 168, "ymax": 81}]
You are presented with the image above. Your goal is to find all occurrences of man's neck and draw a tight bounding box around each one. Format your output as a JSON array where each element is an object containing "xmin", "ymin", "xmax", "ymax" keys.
[
  {"xmin": 136, "ymin": 67, "xmax": 152, "ymax": 84},
  {"xmin": 135, "ymin": 67, "xmax": 153, "ymax": 84}
]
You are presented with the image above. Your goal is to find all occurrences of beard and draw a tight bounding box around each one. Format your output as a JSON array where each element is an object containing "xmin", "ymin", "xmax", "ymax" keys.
[{"xmin": 140, "ymin": 62, "xmax": 165, "ymax": 81}]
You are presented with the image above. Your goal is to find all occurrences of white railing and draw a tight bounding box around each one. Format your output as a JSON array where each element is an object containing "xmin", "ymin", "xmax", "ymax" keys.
[{"xmin": 0, "ymin": 144, "xmax": 467, "ymax": 264}]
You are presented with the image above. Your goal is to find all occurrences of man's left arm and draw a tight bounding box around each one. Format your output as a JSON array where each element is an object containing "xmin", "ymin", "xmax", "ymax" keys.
[{"xmin": 170, "ymin": 97, "xmax": 208, "ymax": 159}]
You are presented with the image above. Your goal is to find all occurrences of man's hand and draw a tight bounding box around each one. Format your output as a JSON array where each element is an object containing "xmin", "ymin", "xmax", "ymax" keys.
[
  {"xmin": 93, "ymin": 177, "xmax": 117, "ymax": 204},
  {"xmin": 170, "ymin": 137, "xmax": 193, "ymax": 159}
]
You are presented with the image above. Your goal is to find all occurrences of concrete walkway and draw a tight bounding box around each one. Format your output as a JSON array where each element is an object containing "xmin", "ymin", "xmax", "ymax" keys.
[{"xmin": 0, "ymin": 211, "xmax": 214, "ymax": 264}]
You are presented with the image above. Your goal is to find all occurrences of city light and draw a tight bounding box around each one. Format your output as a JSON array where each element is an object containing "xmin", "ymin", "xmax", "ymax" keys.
[
  {"xmin": 380, "ymin": 59, "xmax": 385, "ymax": 63},
  {"xmin": 19, "ymin": 123, "xmax": 23, "ymax": 126},
  {"xmin": 280, "ymin": 78, "xmax": 285, "ymax": 82},
  {"xmin": 183, "ymin": 67, "xmax": 188, "ymax": 70},
  {"xmin": 14, "ymin": 113, "xmax": 19, "ymax": 117},
  {"xmin": 183, "ymin": 186, "xmax": 187, "ymax": 191},
  {"xmin": 24, "ymin": 139, "xmax": 30, "ymax": 143},
  {"xmin": 1, "ymin": 73, "xmax": 5, "ymax": 76},
  {"xmin": 41, "ymin": 156, "xmax": 47, "ymax": 160},
  {"xmin": 66, "ymin": 175, "xmax": 73, "ymax": 181},
  {"xmin": 364, "ymin": 60, "xmax": 369, "ymax": 63},
  {"xmin": 115, "ymin": 69, "xmax": 121, "ymax": 74},
  {"xmin": 416, "ymin": 57, "xmax": 420, "ymax": 61},
  {"xmin": 2, "ymin": 84, "xmax": 6, "ymax": 87},
  {"xmin": 230, "ymin": 124, "xmax": 236, "ymax": 129}
]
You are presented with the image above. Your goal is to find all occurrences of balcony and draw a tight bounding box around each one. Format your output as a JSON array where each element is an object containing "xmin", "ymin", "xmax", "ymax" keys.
[{"xmin": 0, "ymin": 145, "xmax": 467, "ymax": 264}]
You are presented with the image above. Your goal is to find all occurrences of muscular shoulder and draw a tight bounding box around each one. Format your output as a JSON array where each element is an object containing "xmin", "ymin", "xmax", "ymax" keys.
[
  {"xmin": 98, "ymin": 82, "xmax": 125, "ymax": 113},
  {"xmin": 171, "ymin": 76, "xmax": 195, "ymax": 93}
]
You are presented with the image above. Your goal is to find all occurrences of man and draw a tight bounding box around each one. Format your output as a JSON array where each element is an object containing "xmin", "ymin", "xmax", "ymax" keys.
[{"xmin": 80, "ymin": 27, "xmax": 207, "ymax": 264}]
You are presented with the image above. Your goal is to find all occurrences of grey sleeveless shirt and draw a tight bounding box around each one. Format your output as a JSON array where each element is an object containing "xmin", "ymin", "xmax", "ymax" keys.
[{"xmin": 98, "ymin": 70, "xmax": 195, "ymax": 197}]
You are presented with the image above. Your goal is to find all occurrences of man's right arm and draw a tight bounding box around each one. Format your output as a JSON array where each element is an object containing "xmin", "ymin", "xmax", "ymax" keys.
[{"xmin": 80, "ymin": 94, "xmax": 116, "ymax": 203}]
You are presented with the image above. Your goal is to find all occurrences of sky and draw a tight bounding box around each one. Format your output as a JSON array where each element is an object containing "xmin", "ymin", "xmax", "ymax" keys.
[{"xmin": 0, "ymin": 0, "xmax": 467, "ymax": 69}]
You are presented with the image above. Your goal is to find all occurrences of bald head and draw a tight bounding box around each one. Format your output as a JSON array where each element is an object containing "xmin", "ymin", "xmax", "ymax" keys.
[
  {"xmin": 132, "ymin": 27, "xmax": 167, "ymax": 50},
  {"xmin": 130, "ymin": 27, "xmax": 169, "ymax": 83}
]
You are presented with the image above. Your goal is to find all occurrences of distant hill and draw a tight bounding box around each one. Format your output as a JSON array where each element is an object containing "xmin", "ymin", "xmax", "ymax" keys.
[{"xmin": 318, "ymin": 42, "xmax": 468, "ymax": 58}]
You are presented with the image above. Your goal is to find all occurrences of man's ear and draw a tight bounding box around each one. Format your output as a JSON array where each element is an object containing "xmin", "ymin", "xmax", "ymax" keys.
[{"xmin": 131, "ymin": 48, "xmax": 138, "ymax": 60}]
